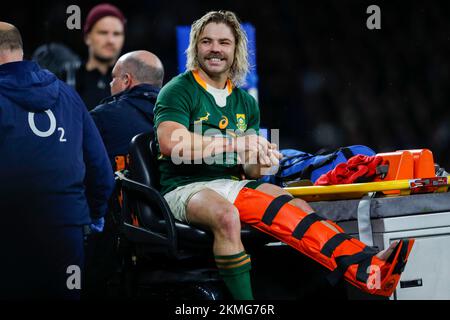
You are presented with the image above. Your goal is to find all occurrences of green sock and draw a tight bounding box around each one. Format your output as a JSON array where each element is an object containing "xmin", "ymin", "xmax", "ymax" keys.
[{"xmin": 215, "ymin": 251, "xmax": 254, "ymax": 300}]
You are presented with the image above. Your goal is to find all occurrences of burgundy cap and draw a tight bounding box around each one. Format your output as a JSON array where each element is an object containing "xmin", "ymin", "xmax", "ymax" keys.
[{"xmin": 83, "ymin": 3, "xmax": 126, "ymax": 35}]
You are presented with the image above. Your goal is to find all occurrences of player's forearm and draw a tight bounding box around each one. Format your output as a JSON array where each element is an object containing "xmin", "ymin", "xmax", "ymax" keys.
[
  {"xmin": 243, "ymin": 163, "xmax": 263, "ymax": 179},
  {"xmin": 241, "ymin": 150, "xmax": 263, "ymax": 178},
  {"xmin": 243, "ymin": 163, "xmax": 280, "ymax": 179},
  {"xmin": 167, "ymin": 131, "xmax": 235, "ymax": 161}
]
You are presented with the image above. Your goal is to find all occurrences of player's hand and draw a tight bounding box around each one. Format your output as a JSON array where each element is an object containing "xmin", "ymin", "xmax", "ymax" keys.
[
  {"xmin": 259, "ymin": 143, "xmax": 282, "ymax": 167},
  {"xmin": 236, "ymin": 134, "xmax": 271, "ymax": 154}
]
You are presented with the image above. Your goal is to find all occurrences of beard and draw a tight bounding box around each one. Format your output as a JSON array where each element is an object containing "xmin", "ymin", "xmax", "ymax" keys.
[
  {"xmin": 198, "ymin": 57, "xmax": 232, "ymax": 79},
  {"xmin": 93, "ymin": 52, "xmax": 116, "ymax": 65}
]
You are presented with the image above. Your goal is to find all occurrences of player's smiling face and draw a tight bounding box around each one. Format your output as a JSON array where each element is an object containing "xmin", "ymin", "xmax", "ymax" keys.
[{"xmin": 196, "ymin": 22, "xmax": 235, "ymax": 80}]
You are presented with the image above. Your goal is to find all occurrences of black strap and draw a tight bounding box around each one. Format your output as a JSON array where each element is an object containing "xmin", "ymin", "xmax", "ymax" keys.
[
  {"xmin": 341, "ymin": 147, "xmax": 354, "ymax": 160},
  {"xmin": 261, "ymin": 195, "xmax": 293, "ymax": 226},
  {"xmin": 327, "ymin": 248, "xmax": 377, "ymax": 286},
  {"xmin": 392, "ymin": 240, "xmax": 408, "ymax": 275},
  {"xmin": 355, "ymin": 246, "xmax": 379, "ymax": 283},
  {"xmin": 292, "ymin": 213, "xmax": 324, "ymax": 240},
  {"xmin": 321, "ymin": 233, "xmax": 379, "ymax": 284},
  {"xmin": 320, "ymin": 233, "xmax": 352, "ymax": 258},
  {"xmin": 244, "ymin": 180, "xmax": 265, "ymax": 190},
  {"xmin": 356, "ymin": 255, "xmax": 373, "ymax": 284},
  {"xmin": 353, "ymin": 241, "xmax": 408, "ymax": 286}
]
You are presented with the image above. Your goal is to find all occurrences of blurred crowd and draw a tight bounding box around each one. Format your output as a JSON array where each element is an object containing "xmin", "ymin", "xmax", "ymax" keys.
[
  {"xmin": 3, "ymin": 0, "xmax": 450, "ymax": 167},
  {"xmin": 257, "ymin": 1, "xmax": 450, "ymax": 171}
]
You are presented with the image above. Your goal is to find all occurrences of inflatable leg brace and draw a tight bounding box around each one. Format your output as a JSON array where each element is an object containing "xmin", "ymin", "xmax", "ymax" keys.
[{"xmin": 234, "ymin": 187, "xmax": 414, "ymax": 296}]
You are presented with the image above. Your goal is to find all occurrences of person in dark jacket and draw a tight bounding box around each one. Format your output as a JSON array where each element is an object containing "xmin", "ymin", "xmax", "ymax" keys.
[
  {"xmin": 90, "ymin": 50, "xmax": 164, "ymax": 167},
  {"xmin": 84, "ymin": 50, "xmax": 163, "ymax": 298},
  {"xmin": 0, "ymin": 22, "xmax": 114, "ymax": 299}
]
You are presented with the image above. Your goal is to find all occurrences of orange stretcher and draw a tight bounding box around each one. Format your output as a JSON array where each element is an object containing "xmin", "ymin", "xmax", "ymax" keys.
[{"xmin": 372, "ymin": 149, "xmax": 436, "ymax": 195}]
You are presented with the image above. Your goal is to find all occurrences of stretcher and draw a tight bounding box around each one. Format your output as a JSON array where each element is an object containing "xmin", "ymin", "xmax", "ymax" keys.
[
  {"xmin": 283, "ymin": 177, "xmax": 450, "ymax": 300},
  {"xmin": 284, "ymin": 177, "xmax": 449, "ymax": 202}
]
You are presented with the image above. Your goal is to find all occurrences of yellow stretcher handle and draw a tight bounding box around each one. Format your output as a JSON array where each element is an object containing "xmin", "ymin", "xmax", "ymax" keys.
[{"xmin": 284, "ymin": 177, "xmax": 448, "ymax": 201}]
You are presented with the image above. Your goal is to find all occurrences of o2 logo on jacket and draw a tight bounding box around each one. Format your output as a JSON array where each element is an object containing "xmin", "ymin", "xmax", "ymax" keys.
[{"xmin": 28, "ymin": 110, "xmax": 66, "ymax": 142}]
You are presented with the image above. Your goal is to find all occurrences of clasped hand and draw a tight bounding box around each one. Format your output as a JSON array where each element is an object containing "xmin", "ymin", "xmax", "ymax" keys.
[{"xmin": 236, "ymin": 134, "xmax": 282, "ymax": 167}]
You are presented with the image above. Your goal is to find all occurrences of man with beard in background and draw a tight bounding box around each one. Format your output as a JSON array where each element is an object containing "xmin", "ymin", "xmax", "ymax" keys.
[{"xmin": 76, "ymin": 3, "xmax": 126, "ymax": 110}]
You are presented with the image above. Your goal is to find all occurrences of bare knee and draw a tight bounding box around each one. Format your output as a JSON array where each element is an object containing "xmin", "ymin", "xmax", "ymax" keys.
[{"xmin": 211, "ymin": 204, "xmax": 241, "ymax": 239}]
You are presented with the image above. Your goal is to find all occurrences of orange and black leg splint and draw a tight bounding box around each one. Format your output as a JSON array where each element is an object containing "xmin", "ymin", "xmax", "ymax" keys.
[{"xmin": 234, "ymin": 187, "xmax": 414, "ymax": 296}]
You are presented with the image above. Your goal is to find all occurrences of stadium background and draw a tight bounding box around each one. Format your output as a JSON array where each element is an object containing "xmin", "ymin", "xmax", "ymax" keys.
[{"xmin": 3, "ymin": 0, "xmax": 450, "ymax": 169}]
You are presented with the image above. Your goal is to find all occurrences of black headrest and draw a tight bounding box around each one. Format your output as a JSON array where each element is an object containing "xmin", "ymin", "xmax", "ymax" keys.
[
  {"xmin": 128, "ymin": 131, "xmax": 160, "ymax": 190},
  {"xmin": 32, "ymin": 43, "xmax": 81, "ymax": 87}
]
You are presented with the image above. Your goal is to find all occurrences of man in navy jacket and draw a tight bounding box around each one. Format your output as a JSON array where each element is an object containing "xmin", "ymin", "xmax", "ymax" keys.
[
  {"xmin": 0, "ymin": 22, "xmax": 114, "ymax": 299},
  {"xmin": 85, "ymin": 50, "xmax": 162, "ymax": 298},
  {"xmin": 90, "ymin": 50, "xmax": 164, "ymax": 167}
]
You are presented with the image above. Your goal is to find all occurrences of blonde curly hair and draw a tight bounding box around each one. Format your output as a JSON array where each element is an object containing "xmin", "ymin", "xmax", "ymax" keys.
[{"xmin": 185, "ymin": 10, "xmax": 249, "ymax": 87}]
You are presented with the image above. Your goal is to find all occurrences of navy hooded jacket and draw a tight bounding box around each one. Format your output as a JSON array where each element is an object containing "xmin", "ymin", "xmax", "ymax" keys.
[
  {"xmin": 90, "ymin": 83, "xmax": 158, "ymax": 167},
  {"xmin": 0, "ymin": 61, "xmax": 114, "ymax": 226}
]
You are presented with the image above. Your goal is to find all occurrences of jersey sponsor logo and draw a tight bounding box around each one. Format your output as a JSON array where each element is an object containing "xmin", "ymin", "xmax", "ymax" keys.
[
  {"xmin": 236, "ymin": 114, "xmax": 247, "ymax": 132},
  {"xmin": 194, "ymin": 112, "xmax": 210, "ymax": 124},
  {"xmin": 219, "ymin": 116, "xmax": 229, "ymax": 129},
  {"xmin": 28, "ymin": 110, "xmax": 67, "ymax": 142}
]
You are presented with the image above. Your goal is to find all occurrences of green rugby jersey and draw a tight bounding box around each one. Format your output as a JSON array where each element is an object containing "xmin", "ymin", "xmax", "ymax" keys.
[{"xmin": 154, "ymin": 70, "xmax": 260, "ymax": 195}]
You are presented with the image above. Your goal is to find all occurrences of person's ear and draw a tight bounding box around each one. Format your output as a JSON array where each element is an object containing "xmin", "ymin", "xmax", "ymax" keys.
[{"xmin": 124, "ymin": 73, "xmax": 132, "ymax": 88}]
